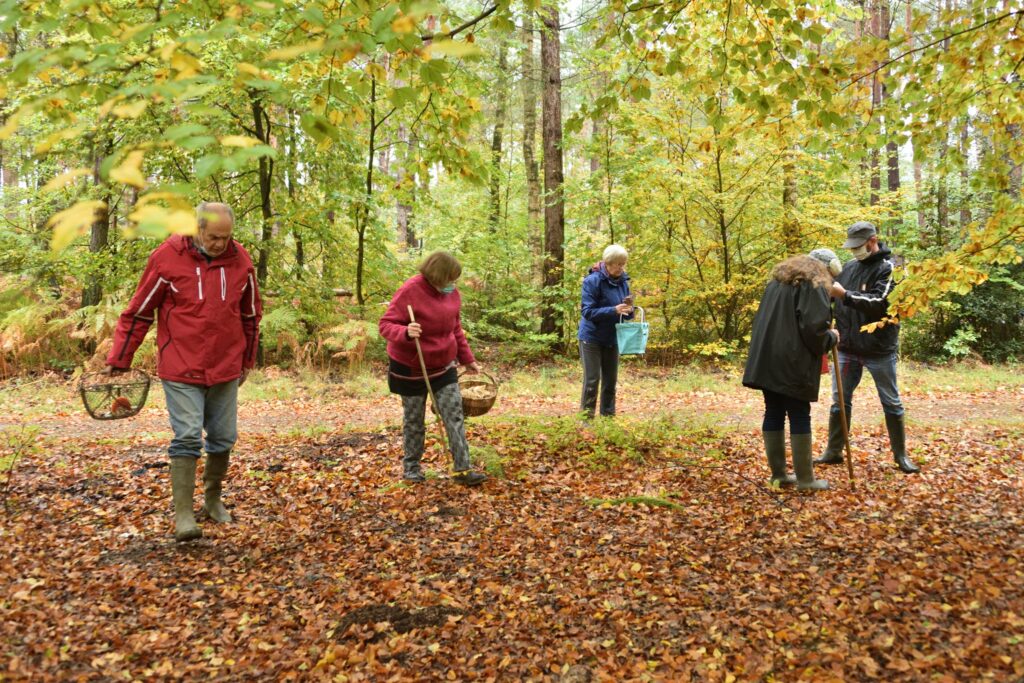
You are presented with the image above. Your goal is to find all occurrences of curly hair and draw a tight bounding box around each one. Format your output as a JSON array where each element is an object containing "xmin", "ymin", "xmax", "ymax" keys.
[{"xmin": 773, "ymin": 255, "xmax": 832, "ymax": 289}]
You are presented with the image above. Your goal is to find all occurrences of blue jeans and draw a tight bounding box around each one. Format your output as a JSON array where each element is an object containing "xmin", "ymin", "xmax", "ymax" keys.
[
  {"xmin": 830, "ymin": 351, "xmax": 904, "ymax": 418},
  {"xmin": 761, "ymin": 390, "xmax": 811, "ymax": 434},
  {"xmin": 162, "ymin": 379, "xmax": 239, "ymax": 459}
]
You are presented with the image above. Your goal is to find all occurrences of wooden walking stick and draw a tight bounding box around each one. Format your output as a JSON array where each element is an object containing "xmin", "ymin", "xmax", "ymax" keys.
[
  {"xmin": 832, "ymin": 345, "xmax": 856, "ymax": 489},
  {"xmin": 407, "ymin": 305, "xmax": 449, "ymax": 456}
]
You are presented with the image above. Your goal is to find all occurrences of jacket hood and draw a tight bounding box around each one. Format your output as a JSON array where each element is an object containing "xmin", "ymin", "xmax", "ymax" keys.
[
  {"xmin": 173, "ymin": 234, "xmax": 241, "ymax": 262},
  {"xmin": 773, "ymin": 255, "xmax": 832, "ymax": 289},
  {"xmin": 590, "ymin": 261, "xmax": 630, "ymax": 283},
  {"xmin": 861, "ymin": 243, "xmax": 892, "ymax": 265}
]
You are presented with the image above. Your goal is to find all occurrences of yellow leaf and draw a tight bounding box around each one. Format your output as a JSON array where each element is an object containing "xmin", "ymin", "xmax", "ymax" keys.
[
  {"xmin": 221, "ymin": 135, "xmax": 261, "ymax": 148},
  {"xmin": 170, "ymin": 52, "xmax": 202, "ymax": 78},
  {"xmin": 34, "ymin": 126, "xmax": 83, "ymax": 155},
  {"xmin": 428, "ymin": 40, "xmax": 482, "ymax": 59},
  {"xmin": 41, "ymin": 168, "xmax": 91, "ymax": 192},
  {"xmin": 0, "ymin": 107, "xmax": 26, "ymax": 140},
  {"xmin": 427, "ymin": 643, "xmax": 440, "ymax": 653},
  {"xmin": 391, "ymin": 14, "xmax": 416, "ymax": 34},
  {"xmin": 266, "ymin": 39, "xmax": 325, "ymax": 61},
  {"xmin": 129, "ymin": 204, "xmax": 198, "ymax": 237},
  {"xmin": 48, "ymin": 200, "xmax": 107, "ymax": 251},
  {"xmin": 110, "ymin": 150, "xmax": 147, "ymax": 188},
  {"xmin": 111, "ymin": 100, "xmax": 148, "ymax": 119},
  {"xmin": 0, "ymin": 81, "xmax": 7, "ymax": 98},
  {"xmin": 237, "ymin": 62, "xmax": 263, "ymax": 77}
]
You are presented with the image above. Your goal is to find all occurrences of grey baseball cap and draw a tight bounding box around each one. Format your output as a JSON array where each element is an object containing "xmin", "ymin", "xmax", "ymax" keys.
[
  {"xmin": 842, "ymin": 221, "xmax": 877, "ymax": 248},
  {"xmin": 809, "ymin": 248, "xmax": 842, "ymax": 276}
]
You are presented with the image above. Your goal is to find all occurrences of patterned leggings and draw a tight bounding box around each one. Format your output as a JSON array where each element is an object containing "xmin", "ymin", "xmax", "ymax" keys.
[{"xmin": 401, "ymin": 382, "xmax": 471, "ymax": 474}]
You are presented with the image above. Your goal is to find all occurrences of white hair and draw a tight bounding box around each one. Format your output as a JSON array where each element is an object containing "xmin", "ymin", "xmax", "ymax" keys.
[
  {"xmin": 603, "ymin": 244, "xmax": 628, "ymax": 264},
  {"xmin": 196, "ymin": 202, "xmax": 235, "ymax": 230}
]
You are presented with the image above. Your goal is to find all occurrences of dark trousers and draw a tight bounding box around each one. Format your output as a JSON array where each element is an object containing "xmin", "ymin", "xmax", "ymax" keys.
[
  {"xmin": 580, "ymin": 340, "xmax": 619, "ymax": 417},
  {"xmin": 761, "ymin": 390, "xmax": 811, "ymax": 434}
]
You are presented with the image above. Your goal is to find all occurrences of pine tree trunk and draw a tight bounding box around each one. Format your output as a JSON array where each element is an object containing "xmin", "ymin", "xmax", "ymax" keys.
[{"xmin": 539, "ymin": 3, "xmax": 565, "ymax": 340}]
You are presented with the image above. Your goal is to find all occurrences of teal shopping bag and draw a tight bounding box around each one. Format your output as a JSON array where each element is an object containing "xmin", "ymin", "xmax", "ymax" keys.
[{"xmin": 616, "ymin": 307, "xmax": 649, "ymax": 355}]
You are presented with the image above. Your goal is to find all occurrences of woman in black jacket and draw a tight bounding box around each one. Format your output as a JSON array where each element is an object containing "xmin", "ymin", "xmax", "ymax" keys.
[{"xmin": 743, "ymin": 252, "xmax": 840, "ymax": 491}]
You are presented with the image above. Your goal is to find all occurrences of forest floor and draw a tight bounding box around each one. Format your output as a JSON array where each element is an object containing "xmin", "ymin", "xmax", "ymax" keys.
[{"xmin": 2, "ymin": 360, "xmax": 1023, "ymax": 681}]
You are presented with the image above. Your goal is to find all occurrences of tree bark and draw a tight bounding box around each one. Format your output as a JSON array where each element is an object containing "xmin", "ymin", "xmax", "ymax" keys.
[
  {"xmin": 488, "ymin": 41, "xmax": 509, "ymax": 231},
  {"xmin": 81, "ymin": 139, "xmax": 111, "ymax": 309},
  {"xmin": 959, "ymin": 115, "xmax": 972, "ymax": 228},
  {"xmin": 251, "ymin": 93, "xmax": 274, "ymax": 289},
  {"xmin": 521, "ymin": 8, "xmax": 543, "ymax": 283},
  {"xmin": 782, "ymin": 146, "xmax": 800, "ymax": 253},
  {"xmin": 868, "ymin": 0, "xmax": 882, "ymax": 206},
  {"xmin": 539, "ymin": 3, "xmax": 565, "ymax": 340}
]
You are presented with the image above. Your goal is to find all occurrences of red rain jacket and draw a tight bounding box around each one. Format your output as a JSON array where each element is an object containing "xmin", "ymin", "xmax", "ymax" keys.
[{"xmin": 107, "ymin": 235, "xmax": 262, "ymax": 386}]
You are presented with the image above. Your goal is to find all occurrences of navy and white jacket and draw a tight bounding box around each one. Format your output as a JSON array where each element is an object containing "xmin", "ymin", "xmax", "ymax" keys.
[
  {"xmin": 834, "ymin": 244, "xmax": 900, "ymax": 357},
  {"xmin": 578, "ymin": 262, "xmax": 633, "ymax": 347}
]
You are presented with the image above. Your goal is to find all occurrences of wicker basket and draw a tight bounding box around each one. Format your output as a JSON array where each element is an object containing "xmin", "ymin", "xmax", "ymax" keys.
[
  {"xmin": 459, "ymin": 370, "xmax": 498, "ymax": 417},
  {"xmin": 79, "ymin": 369, "xmax": 151, "ymax": 420}
]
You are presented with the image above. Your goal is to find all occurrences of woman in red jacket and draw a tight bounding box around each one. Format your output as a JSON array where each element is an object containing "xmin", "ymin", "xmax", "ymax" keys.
[{"xmin": 379, "ymin": 251, "xmax": 487, "ymax": 486}]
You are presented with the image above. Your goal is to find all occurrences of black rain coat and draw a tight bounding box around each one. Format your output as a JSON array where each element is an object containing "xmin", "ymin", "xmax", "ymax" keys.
[{"xmin": 743, "ymin": 257, "xmax": 838, "ymax": 402}]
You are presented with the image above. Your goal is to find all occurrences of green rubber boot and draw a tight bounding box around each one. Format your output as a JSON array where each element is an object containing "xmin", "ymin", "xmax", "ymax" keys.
[
  {"xmin": 170, "ymin": 457, "xmax": 202, "ymax": 542},
  {"xmin": 792, "ymin": 433, "xmax": 829, "ymax": 492},
  {"xmin": 202, "ymin": 451, "xmax": 233, "ymax": 523},
  {"xmin": 886, "ymin": 414, "xmax": 920, "ymax": 474},
  {"xmin": 814, "ymin": 409, "xmax": 850, "ymax": 465},
  {"xmin": 763, "ymin": 431, "xmax": 796, "ymax": 487}
]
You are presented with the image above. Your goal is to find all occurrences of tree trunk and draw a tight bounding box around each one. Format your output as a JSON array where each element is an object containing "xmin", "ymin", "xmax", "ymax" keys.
[
  {"xmin": 286, "ymin": 110, "xmax": 304, "ymax": 277},
  {"xmin": 396, "ymin": 123, "xmax": 412, "ymax": 248},
  {"xmin": 591, "ymin": 115, "xmax": 603, "ymax": 236},
  {"xmin": 782, "ymin": 146, "xmax": 800, "ymax": 253},
  {"xmin": 880, "ymin": 0, "xmax": 899, "ymax": 198},
  {"xmin": 488, "ymin": 41, "xmax": 509, "ymax": 231},
  {"xmin": 356, "ymin": 74, "xmax": 379, "ymax": 311},
  {"xmin": 251, "ymin": 94, "xmax": 274, "ymax": 289},
  {"xmin": 539, "ymin": 3, "xmax": 565, "ymax": 340},
  {"xmin": 81, "ymin": 140, "xmax": 111, "ymax": 309},
  {"xmin": 959, "ymin": 116, "xmax": 972, "ymax": 228},
  {"xmin": 936, "ymin": 130, "xmax": 949, "ymax": 247},
  {"xmin": 906, "ymin": 0, "xmax": 926, "ymax": 230},
  {"xmin": 868, "ymin": 0, "xmax": 882, "ymax": 206},
  {"xmin": 521, "ymin": 9, "xmax": 543, "ymax": 284}
]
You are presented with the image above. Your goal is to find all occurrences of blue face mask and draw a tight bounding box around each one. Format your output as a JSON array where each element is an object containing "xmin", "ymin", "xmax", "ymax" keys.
[{"xmin": 440, "ymin": 284, "xmax": 456, "ymax": 294}]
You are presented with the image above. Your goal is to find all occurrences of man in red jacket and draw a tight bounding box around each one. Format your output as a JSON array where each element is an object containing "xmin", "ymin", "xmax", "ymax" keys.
[{"xmin": 106, "ymin": 202, "xmax": 262, "ymax": 541}]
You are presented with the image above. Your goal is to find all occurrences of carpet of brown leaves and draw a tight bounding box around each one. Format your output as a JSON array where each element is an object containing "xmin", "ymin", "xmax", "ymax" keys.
[{"xmin": 2, "ymin": 370, "xmax": 1023, "ymax": 681}]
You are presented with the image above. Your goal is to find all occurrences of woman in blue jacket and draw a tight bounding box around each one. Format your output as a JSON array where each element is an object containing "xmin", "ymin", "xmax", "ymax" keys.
[{"xmin": 578, "ymin": 244, "xmax": 634, "ymax": 417}]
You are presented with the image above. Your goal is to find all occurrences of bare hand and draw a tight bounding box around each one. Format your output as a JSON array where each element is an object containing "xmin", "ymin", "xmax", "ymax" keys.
[
  {"xmin": 239, "ymin": 368, "xmax": 250, "ymax": 386},
  {"xmin": 102, "ymin": 365, "xmax": 127, "ymax": 376},
  {"xmin": 407, "ymin": 322, "xmax": 422, "ymax": 339},
  {"xmin": 831, "ymin": 329, "xmax": 841, "ymax": 345},
  {"xmin": 830, "ymin": 283, "xmax": 846, "ymax": 299},
  {"xmin": 465, "ymin": 362, "xmax": 482, "ymax": 375},
  {"xmin": 615, "ymin": 303, "xmax": 634, "ymax": 315}
]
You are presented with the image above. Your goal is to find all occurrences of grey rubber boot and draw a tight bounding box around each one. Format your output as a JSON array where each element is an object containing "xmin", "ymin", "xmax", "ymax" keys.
[
  {"xmin": 763, "ymin": 431, "xmax": 796, "ymax": 487},
  {"xmin": 170, "ymin": 457, "xmax": 202, "ymax": 542},
  {"xmin": 886, "ymin": 414, "xmax": 920, "ymax": 473},
  {"xmin": 814, "ymin": 409, "xmax": 850, "ymax": 465},
  {"xmin": 202, "ymin": 451, "xmax": 232, "ymax": 523},
  {"xmin": 792, "ymin": 433, "xmax": 829, "ymax": 491}
]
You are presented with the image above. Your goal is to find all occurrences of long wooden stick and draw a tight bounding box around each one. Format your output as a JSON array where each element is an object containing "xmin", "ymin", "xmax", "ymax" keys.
[
  {"xmin": 407, "ymin": 305, "xmax": 449, "ymax": 454},
  {"xmin": 832, "ymin": 345, "xmax": 855, "ymax": 489}
]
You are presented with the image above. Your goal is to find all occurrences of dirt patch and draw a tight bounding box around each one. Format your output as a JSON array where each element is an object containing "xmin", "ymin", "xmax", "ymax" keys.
[{"xmin": 336, "ymin": 604, "xmax": 466, "ymax": 640}]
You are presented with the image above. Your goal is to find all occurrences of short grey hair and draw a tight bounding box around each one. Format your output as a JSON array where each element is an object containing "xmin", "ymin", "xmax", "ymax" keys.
[
  {"xmin": 196, "ymin": 202, "xmax": 235, "ymax": 230},
  {"xmin": 603, "ymin": 244, "xmax": 628, "ymax": 265}
]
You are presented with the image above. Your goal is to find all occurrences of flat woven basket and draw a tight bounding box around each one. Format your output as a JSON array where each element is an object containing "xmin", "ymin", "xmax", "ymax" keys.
[
  {"xmin": 459, "ymin": 370, "xmax": 498, "ymax": 417},
  {"xmin": 79, "ymin": 369, "xmax": 151, "ymax": 420}
]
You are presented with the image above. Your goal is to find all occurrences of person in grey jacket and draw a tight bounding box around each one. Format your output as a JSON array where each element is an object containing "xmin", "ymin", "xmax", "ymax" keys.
[{"xmin": 743, "ymin": 251, "xmax": 840, "ymax": 491}]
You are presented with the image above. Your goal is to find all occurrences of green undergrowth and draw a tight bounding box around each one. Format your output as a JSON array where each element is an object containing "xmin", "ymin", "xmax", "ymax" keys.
[{"xmin": 471, "ymin": 414, "xmax": 726, "ymax": 471}]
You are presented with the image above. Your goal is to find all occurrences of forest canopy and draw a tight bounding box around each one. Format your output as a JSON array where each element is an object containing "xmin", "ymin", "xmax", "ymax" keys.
[{"xmin": 0, "ymin": 0, "xmax": 1022, "ymax": 373}]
